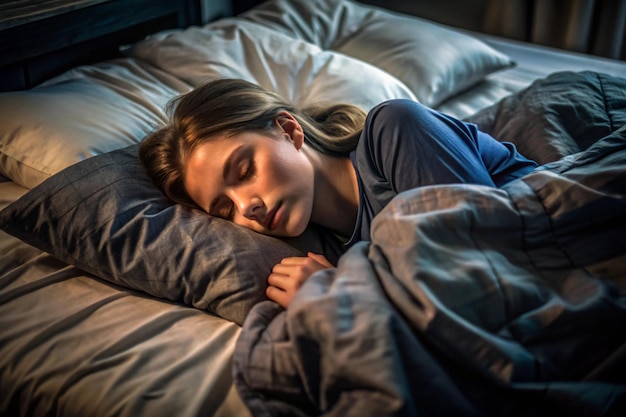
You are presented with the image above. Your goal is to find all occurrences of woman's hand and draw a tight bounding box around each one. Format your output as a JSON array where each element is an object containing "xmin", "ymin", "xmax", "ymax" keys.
[{"xmin": 266, "ymin": 252, "xmax": 334, "ymax": 308}]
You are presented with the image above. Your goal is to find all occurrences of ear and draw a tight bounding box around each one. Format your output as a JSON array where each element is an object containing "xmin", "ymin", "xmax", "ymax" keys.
[{"xmin": 275, "ymin": 111, "xmax": 305, "ymax": 150}]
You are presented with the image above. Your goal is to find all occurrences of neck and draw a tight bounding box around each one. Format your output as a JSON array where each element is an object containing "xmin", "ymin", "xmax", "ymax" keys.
[{"xmin": 305, "ymin": 145, "xmax": 359, "ymax": 238}]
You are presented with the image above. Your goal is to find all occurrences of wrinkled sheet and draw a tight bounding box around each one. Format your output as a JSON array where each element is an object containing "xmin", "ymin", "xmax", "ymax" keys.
[
  {"xmin": 234, "ymin": 120, "xmax": 626, "ymax": 415},
  {"xmin": 0, "ymin": 184, "xmax": 250, "ymax": 417}
]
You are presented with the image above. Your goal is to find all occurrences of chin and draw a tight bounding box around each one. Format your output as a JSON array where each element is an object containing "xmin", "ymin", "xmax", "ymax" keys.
[
  {"xmin": 283, "ymin": 220, "xmax": 309, "ymax": 238},
  {"xmin": 277, "ymin": 206, "xmax": 312, "ymax": 237}
]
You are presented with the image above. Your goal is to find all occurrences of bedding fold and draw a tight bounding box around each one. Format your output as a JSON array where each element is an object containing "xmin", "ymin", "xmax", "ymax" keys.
[
  {"xmin": 234, "ymin": 72, "xmax": 626, "ymax": 416},
  {"xmin": 235, "ymin": 126, "xmax": 626, "ymax": 417},
  {"xmin": 466, "ymin": 71, "xmax": 626, "ymax": 164}
]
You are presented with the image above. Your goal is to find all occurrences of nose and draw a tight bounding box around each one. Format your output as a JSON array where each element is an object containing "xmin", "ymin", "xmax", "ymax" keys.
[{"xmin": 229, "ymin": 189, "xmax": 264, "ymax": 221}]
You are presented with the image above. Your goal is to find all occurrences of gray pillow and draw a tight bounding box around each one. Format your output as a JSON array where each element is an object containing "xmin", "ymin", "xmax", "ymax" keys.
[{"xmin": 0, "ymin": 144, "xmax": 344, "ymax": 325}]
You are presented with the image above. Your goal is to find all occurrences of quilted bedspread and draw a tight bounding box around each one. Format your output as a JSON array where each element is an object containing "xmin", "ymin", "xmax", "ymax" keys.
[{"xmin": 233, "ymin": 72, "xmax": 626, "ymax": 417}]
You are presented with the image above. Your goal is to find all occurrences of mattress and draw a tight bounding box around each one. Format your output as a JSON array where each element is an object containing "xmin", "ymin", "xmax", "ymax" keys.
[
  {"xmin": 437, "ymin": 32, "xmax": 626, "ymax": 118},
  {"xmin": 1, "ymin": 0, "xmax": 625, "ymax": 415}
]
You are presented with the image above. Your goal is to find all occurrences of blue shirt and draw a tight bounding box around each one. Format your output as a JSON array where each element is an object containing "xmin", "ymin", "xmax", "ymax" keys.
[{"xmin": 346, "ymin": 99, "xmax": 538, "ymax": 244}]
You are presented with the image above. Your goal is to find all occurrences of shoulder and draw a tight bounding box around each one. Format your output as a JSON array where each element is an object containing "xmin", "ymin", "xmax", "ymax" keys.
[
  {"xmin": 357, "ymin": 98, "xmax": 430, "ymax": 159},
  {"xmin": 361, "ymin": 99, "xmax": 434, "ymax": 149},
  {"xmin": 365, "ymin": 98, "xmax": 424, "ymax": 127},
  {"xmin": 353, "ymin": 100, "xmax": 412, "ymax": 178}
]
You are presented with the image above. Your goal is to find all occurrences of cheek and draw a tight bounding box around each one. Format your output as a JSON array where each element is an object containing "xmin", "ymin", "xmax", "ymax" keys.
[{"xmin": 265, "ymin": 152, "xmax": 312, "ymax": 189}]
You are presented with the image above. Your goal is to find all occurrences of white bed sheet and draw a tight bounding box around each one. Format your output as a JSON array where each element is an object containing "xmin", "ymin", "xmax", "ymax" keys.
[
  {"xmin": 0, "ymin": 182, "xmax": 250, "ymax": 417},
  {"xmin": 436, "ymin": 32, "xmax": 626, "ymax": 119}
]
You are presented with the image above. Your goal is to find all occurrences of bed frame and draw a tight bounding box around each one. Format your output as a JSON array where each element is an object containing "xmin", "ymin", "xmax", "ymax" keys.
[
  {"xmin": 0, "ymin": 0, "xmax": 204, "ymax": 92},
  {"xmin": 0, "ymin": 0, "xmax": 278, "ymax": 92}
]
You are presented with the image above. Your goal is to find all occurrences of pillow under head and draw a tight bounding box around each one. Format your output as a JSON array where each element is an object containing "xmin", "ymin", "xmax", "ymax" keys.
[{"xmin": 0, "ymin": 144, "xmax": 344, "ymax": 325}]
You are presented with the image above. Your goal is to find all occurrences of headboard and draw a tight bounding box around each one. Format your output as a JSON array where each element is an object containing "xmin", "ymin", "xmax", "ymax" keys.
[
  {"xmin": 0, "ymin": 0, "xmax": 275, "ymax": 92},
  {"xmin": 0, "ymin": 0, "xmax": 206, "ymax": 92}
]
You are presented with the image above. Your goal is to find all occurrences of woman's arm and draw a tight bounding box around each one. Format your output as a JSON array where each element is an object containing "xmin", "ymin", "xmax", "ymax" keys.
[
  {"xmin": 351, "ymin": 99, "xmax": 538, "ymax": 242},
  {"xmin": 359, "ymin": 99, "xmax": 537, "ymax": 192}
]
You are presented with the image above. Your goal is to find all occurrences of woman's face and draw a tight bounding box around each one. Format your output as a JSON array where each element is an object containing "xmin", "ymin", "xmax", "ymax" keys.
[{"xmin": 183, "ymin": 123, "xmax": 315, "ymax": 237}]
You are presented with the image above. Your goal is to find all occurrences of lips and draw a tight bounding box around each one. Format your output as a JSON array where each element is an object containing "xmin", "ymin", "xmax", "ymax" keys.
[{"xmin": 265, "ymin": 202, "xmax": 282, "ymax": 231}]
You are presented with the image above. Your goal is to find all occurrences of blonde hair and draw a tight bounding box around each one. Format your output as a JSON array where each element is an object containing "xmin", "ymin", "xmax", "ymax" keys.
[{"xmin": 139, "ymin": 78, "xmax": 366, "ymax": 207}]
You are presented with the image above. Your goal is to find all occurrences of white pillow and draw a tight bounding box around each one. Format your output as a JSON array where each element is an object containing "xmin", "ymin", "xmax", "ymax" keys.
[
  {"xmin": 0, "ymin": 59, "xmax": 189, "ymax": 189},
  {"xmin": 241, "ymin": 0, "xmax": 370, "ymax": 49},
  {"xmin": 123, "ymin": 19, "xmax": 416, "ymax": 111},
  {"xmin": 242, "ymin": 0, "xmax": 514, "ymax": 107}
]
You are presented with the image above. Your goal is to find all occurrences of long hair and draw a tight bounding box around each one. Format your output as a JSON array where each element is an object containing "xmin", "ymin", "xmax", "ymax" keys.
[{"xmin": 139, "ymin": 78, "xmax": 366, "ymax": 207}]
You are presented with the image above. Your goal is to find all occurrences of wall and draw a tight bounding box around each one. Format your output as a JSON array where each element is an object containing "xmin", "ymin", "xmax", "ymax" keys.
[
  {"xmin": 200, "ymin": 0, "xmax": 234, "ymax": 23},
  {"xmin": 360, "ymin": 0, "xmax": 626, "ymax": 60}
]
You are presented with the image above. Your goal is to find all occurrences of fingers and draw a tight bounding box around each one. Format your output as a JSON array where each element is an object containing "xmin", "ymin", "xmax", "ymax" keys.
[
  {"xmin": 266, "ymin": 253, "xmax": 335, "ymax": 308},
  {"xmin": 267, "ymin": 271, "xmax": 294, "ymax": 290},
  {"xmin": 278, "ymin": 253, "xmax": 333, "ymax": 267},
  {"xmin": 307, "ymin": 252, "xmax": 334, "ymax": 268},
  {"xmin": 277, "ymin": 256, "xmax": 310, "ymax": 266},
  {"xmin": 266, "ymin": 285, "xmax": 290, "ymax": 308},
  {"xmin": 266, "ymin": 268, "xmax": 301, "ymax": 308},
  {"xmin": 271, "ymin": 258, "xmax": 317, "ymax": 282}
]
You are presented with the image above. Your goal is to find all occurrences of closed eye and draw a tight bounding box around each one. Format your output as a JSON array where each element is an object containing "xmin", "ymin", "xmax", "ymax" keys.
[
  {"xmin": 210, "ymin": 152, "xmax": 254, "ymax": 221},
  {"xmin": 239, "ymin": 158, "xmax": 255, "ymax": 181}
]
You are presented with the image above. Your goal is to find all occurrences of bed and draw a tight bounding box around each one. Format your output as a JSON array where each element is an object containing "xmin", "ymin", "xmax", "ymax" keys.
[{"xmin": 1, "ymin": 0, "xmax": 625, "ymax": 416}]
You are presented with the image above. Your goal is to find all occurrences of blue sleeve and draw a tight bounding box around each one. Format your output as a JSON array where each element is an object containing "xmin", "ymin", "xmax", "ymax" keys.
[{"xmin": 360, "ymin": 99, "xmax": 537, "ymax": 193}]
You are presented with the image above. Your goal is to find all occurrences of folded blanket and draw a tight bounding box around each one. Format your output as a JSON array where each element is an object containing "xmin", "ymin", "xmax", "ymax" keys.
[
  {"xmin": 234, "ymin": 72, "xmax": 626, "ymax": 417},
  {"xmin": 466, "ymin": 70, "xmax": 626, "ymax": 164}
]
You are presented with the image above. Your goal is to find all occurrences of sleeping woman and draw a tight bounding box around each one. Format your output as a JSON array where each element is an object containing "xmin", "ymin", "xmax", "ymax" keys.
[{"xmin": 139, "ymin": 78, "xmax": 537, "ymax": 308}]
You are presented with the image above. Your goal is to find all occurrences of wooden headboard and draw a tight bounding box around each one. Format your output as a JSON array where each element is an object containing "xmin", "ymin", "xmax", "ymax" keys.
[
  {"xmin": 0, "ymin": 0, "xmax": 273, "ymax": 92},
  {"xmin": 0, "ymin": 0, "xmax": 205, "ymax": 92}
]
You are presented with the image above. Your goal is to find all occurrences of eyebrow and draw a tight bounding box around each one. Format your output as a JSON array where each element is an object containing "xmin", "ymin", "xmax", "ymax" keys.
[{"xmin": 207, "ymin": 145, "xmax": 243, "ymax": 214}]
